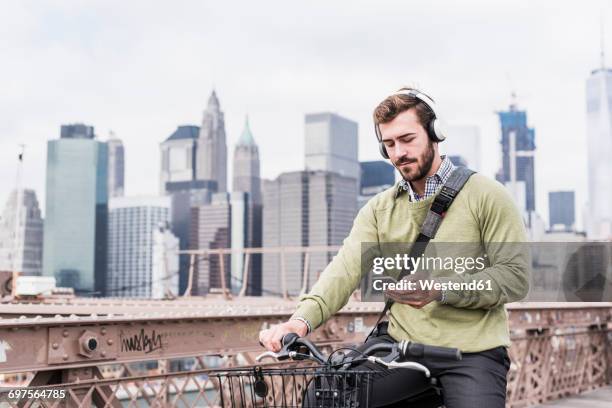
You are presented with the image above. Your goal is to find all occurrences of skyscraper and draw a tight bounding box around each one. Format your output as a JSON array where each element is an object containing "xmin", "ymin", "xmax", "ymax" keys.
[
  {"xmin": 0, "ymin": 189, "xmax": 44, "ymax": 275},
  {"xmin": 107, "ymin": 196, "xmax": 173, "ymax": 298},
  {"xmin": 262, "ymin": 172, "xmax": 305, "ymax": 297},
  {"xmin": 232, "ymin": 117, "xmax": 263, "ymax": 295},
  {"xmin": 107, "ymin": 137, "xmax": 125, "ymax": 198},
  {"xmin": 262, "ymin": 170, "xmax": 358, "ymax": 296},
  {"xmin": 358, "ymin": 161, "xmax": 396, "ymax": 208},
  {"xmin": 549, "ymin": 191, "xmax": 575, "ymax": 231},
  {"xmin": 230, "ymin": 191, "xmax": 262, "ymax": 295},
  {"xmin": 197, "ymin": 90, "xmax": 228, "ymax": 193},
  {"xmin": 308, "ymin": 172, "xmax": 358, "ymax": 278},
  {"xmin": 495, "ymin": 101, "xmax": 536, "ymax": 213},
  {"xmin": 159, "ymin": 124, "xmax": 215, "ymax": 202},
  {"xmin": 304, "ymin": 113, "xmax": 360, "ymax": 186},
  {"xmin": 190, "ymin": 193, "xmax": 231, "ymax": 295},
  {"xmin": 233, "ymin": 117, "xmax": 262, "ymax": 205},
  {"xmin": 43, "ymin": 124, "xmax": 108, "ymax": 295},
  {"xmin": 585, "ymin": 59, "xmax": 612, "ymax": 239},
  {"xmin": 60, "ymin": 124, "xmax": 95, "ymax": 139},
  {"xmin": 189, "ymin": 191, "xmax": 262, "ymax": 296},
  {"xmin": 159, "ymin": 124, "xmax": 213, "ymax": 295},
  {"xmin": 159, "ymin": 90, "xmax": 229, "ymax": 293},
  {"xmin": 360, "ymin": 161, "xmax": 395, "ymax": 191}
]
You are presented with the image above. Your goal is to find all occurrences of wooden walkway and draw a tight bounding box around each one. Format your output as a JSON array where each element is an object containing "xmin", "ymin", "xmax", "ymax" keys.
[{"xmin": 535, "ymin": 386, "xmax": 612, "ymax": 407}]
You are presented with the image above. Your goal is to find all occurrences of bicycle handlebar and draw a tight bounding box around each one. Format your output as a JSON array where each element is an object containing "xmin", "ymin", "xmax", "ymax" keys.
[
  {"xmin": 256, "ymin": 333, "xmax": 328, "ymax": 364},
  {"xmin": 257, "ymin": 333, "xmax": 462, "ymax": 367},
  {"xmin": 400, "ymin": 341, "xmax": 462, "ymax": 361},
  {"xmin": 281, "ymin": 333, "xmax": 328, "ymax": 363},
  {"xmin": 358, "ymin": 339, "xmax": 461, "ymax": 361},
  {"xmin": 281, "ymin": 332, "xmax": 299, "ymax": 347}
]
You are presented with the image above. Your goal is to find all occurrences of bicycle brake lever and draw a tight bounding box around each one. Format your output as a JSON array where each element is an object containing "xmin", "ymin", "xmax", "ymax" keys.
[
  {"xmin": 255, "ymin": 351, "xmax": 288, "ymax": 362},
  {"xmin": 384, "ymin": 361, "xmax": 431, "ymax": 377},
  {"xmin": 367, "ymin": 357, "xmax": 431, "ymax": 377}
]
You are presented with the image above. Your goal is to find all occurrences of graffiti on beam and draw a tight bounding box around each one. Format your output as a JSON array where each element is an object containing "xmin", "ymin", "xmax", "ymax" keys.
[{"xmin": 120, "ymin": 329, "xmax": 164, "ymax": 354}]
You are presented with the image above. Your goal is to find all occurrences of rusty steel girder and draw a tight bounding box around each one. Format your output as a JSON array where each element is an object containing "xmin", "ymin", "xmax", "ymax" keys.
[
  {"xmin": 0, "ymin": 298, "xmax": 380, "ymax": 374},
  {"xmin": 0, "ymin": 298, "xmax": 611, "ymax": 408}
]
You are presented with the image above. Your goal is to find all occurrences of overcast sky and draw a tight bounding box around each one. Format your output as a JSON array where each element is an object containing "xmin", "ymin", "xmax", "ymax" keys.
[{"xmin": 1, "ymin": 0, "xmax": 609, "ymax": 229}]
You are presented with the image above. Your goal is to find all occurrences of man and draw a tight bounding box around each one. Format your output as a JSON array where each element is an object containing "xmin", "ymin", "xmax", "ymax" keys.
[{"xmin": 259, "ymin": 87, "xmax": 529, "ymax": 407}]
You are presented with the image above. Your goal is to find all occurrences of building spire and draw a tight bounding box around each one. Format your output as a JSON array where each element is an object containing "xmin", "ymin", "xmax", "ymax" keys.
[
  {"xmin": 207, "ymin": 89, "xmax": 220, "ymax": 111},
  {"xmin": 510, "ymin": 91, "xmax": 518, "ymax": 111},
  {"xmin": 505, "ymin": 72, "xmax": 518, "ymax": 111},
  {"xmin": 238, "ymin": 115, "xmax": 256, "ymax": 146}
]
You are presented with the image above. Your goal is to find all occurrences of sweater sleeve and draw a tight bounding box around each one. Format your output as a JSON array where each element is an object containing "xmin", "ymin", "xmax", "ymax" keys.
[
  {"xmin": 437, "ymin": 180, "xmax": 531, "ymax": 309},
  {"xmin": 290, "ymin": 197, "xmax": 380, "ymax": 330}
]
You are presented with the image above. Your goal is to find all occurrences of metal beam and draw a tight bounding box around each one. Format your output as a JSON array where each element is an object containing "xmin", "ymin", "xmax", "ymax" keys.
[{"xmin": 0, "ymin": 300, "xmax": 380, "ymax": 374}]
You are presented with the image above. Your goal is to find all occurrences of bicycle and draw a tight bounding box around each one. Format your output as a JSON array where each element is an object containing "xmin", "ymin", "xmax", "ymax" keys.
[{"xmin": 210, "ymin": 333, "xmax": 462, "ymax": 407}]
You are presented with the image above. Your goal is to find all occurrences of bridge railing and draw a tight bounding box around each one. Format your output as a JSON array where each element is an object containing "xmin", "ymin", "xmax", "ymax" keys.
[
  {"xmin": 0, "ymin": 299, "xmax": 610, "ymax": 407},
  {"xmin": 178, "ymin": 245, "xmax": 341, "ymax": 299}
]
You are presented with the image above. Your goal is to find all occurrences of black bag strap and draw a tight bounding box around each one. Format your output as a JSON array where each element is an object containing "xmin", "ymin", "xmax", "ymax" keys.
[{"xmin": 366, "ymin": 167, "xmax": 475, "ymax": 340}]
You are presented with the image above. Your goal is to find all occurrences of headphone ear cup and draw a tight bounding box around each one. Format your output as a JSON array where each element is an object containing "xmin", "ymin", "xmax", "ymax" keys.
[
  {"xmin": 379, "ymin": 142, "xmax": 389, "ymax": 159},
  {"xmin": 430, "ymin": 119, "xmax": 446, "ymax": 142},
  {"xmin": 375, "ymin": 123, "xmax": 390, "ymax": 159}
]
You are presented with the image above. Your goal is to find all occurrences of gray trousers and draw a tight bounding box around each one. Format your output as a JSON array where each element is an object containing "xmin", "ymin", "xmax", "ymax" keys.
[
  {"xmin": 345, "ymin": 333, "xmax": 511, "ymax": 408},
  {"xmin": 302, "ymin": 332, "xmax": 511, "ymax": 407}
]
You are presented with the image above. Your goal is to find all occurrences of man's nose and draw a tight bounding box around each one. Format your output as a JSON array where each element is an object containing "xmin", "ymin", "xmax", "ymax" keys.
[{"xmin": 391, "ymin": 143, "xmax": 410, "ymax": 160}]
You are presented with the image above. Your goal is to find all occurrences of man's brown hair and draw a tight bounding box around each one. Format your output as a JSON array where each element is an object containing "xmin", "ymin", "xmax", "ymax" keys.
[{"xmin": 373, "ymin": 87, "xmax": 435, "ymax": 129}]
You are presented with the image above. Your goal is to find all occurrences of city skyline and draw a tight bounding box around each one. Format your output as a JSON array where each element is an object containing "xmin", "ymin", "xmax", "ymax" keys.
[{"xmin": 1, "ymin": 0, "xmax": 611, "ymax": 230}]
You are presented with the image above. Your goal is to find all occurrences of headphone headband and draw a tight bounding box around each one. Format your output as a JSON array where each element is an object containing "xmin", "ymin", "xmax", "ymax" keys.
[{"xmin": 391, "ymin": 89, "xmax": 439, "ymax": 119}]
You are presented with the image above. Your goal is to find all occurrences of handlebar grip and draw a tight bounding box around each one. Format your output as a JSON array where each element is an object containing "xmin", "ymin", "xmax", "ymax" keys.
[
  {"xmin": 281, "ymin": 332, "xmax": 299, "ymax": 347},
  {"xmin": 401, "ymin": 341, "xmax": 462, "ymax": 361},
  {"xmin": 258, "ymin": 332, "xmax": 299, "ymax": 350}
]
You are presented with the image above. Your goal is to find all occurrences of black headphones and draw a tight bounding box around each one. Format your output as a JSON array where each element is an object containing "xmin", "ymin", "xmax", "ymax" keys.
[{"xmin": 374, "ymin": 88, "xmax": 446, "ymax": 159}]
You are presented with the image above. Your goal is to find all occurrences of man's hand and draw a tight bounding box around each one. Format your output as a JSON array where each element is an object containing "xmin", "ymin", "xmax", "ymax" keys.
[
  {"xmin": 259, "ymin": 319, "xmax": 308, "ymax": 352},
  {"xmin": 384, "ymin": 273, "xmax": 442, "ymax": 309}
]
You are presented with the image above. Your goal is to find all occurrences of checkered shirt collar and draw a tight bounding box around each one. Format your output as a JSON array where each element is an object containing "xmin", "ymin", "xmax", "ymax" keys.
[{"xmin": 397, "ymin": 155, "xmax": 456, "ymax": 202}]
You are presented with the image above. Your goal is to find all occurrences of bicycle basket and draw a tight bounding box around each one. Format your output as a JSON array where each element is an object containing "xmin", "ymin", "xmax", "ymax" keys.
[{"xmin": 213, "ymin": 366, "xmax": 372, "ymax": 407}]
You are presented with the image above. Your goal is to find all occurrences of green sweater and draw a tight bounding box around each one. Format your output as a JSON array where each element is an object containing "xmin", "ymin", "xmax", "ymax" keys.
[{"xmin": 291, "ymin": 173, "xmax": 530, "ymax": 352}]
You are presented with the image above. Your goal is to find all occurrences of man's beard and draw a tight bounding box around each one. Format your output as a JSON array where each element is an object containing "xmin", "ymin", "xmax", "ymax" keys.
[{"xmin": 395, "ymin": 139, "xmax": 436, "ymax": 182}]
